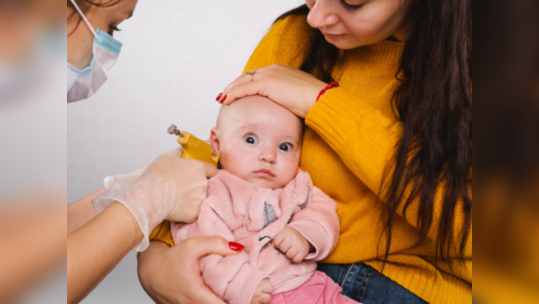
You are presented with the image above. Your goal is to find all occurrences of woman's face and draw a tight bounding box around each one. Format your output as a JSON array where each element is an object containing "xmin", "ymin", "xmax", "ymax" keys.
[
  {"xmin": 305, "ymin": 0, "xmax": 410, "ymax": 50},
  {"xmin": 67, "ymin": 0, "xmax": 138, "ymax": 69}
]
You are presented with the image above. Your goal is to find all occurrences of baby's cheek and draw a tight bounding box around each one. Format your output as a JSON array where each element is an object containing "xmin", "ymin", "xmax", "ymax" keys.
[
  {"xmin": 220, "ymin": 151, "xmax": 245, "ymax": 172},
  {"xmin": 285, "ymin": 163, "xmax": 300, "ymax": 180}
]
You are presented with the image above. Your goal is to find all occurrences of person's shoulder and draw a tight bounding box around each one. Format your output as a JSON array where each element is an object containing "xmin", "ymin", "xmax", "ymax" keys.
[
  {"xmin": 272, "ymin": 13, "xmax": 312, "ymax": 34},
  {"xmin": 268, "ymin": 14, "xmax": 313, "ymax": 46},
  {"xmin": 246, "ymin": 13, "xmax": 313, "ymax": 71}
]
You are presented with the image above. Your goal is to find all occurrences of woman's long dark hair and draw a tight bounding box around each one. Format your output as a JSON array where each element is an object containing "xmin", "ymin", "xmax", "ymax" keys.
[
  {"xmin": 277, "ymin": 1, "xmax": 472, "ymax": 263},
  {"xmin": 67, "ymin": 0, "xmax": 121, "ymax": 36}
]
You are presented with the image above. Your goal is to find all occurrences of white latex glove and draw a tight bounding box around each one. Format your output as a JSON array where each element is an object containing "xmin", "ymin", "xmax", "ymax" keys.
[
  {"xmin": 103, "ymin": 165, "xmax": 148, "ymax": 190},
  {"xmin": 92, "ymin": 148, "xmax": 217, "ymax": 251},
  {"xmin": 102, "ymin": 147, "xmax": 183, "ymax": 190}
]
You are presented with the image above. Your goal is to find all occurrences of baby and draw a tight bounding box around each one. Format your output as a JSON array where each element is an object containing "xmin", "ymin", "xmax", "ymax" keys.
[{"xmin": 171, "ymin": 95, "xmax": 359, "ymax": 304}]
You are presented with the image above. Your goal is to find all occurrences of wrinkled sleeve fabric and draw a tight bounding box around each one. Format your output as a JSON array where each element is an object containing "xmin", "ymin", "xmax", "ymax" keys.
[
  {"xmin": 243, "ymin": 16, "xmax": 309, "ymax": 73},
  {"xmin": 148, "ymin": 220, "xmax": 174, "ymax": 247},
  {"xmin": 306, "ymin": 87, "xmax": 472, "ymax": 254},
  {"xmin": 287, "ymin": 186, "xmax": 340, "ymax": 261}
]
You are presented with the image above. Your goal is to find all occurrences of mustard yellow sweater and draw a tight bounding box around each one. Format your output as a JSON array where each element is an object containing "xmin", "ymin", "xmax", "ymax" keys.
[{"xmin": 150, "ymin": 15, "xmax": 472, "ymax": 304}]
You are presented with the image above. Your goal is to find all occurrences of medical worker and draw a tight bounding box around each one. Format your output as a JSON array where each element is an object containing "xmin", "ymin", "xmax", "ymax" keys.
[{"xmin": 66, "ymin": 1, "xmax": 241, "ymax": 303}]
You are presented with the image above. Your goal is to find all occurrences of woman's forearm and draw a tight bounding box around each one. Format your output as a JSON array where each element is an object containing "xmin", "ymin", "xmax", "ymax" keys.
[
  {"xmin": 138, "ymin": 241, "xmax": 173, "ymax": 303},
  {"xmin": 67, "ymin": 188, "xmax": 104, "ymax": 234},
  {"xmin": 67, "ymin": 202, "xmax": 143, "ymax": 304}
]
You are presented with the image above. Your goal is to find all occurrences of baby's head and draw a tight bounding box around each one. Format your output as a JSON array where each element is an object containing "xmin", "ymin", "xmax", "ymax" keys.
[{"xmin": 210, "ymin": 95, "xmax": 303, "ymax": 189}]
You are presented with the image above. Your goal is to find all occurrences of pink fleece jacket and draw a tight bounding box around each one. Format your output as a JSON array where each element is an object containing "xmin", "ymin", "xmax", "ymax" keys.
[{"xmin": 171, "ymin": 169, "xmax": 339, "ymax": 304}]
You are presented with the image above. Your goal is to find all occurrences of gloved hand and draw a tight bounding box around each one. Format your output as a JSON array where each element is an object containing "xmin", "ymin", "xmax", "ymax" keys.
[
  {"xmin": 102, "ymin": 145, "xmax": 184, "ymax": 189},
  {"xmin": 92, "ymin": 148, "xmax": 218, "ymax": 251},
  {"xmin": 103, "ymin": 165, "xmax": 148, "ymax": 190}
]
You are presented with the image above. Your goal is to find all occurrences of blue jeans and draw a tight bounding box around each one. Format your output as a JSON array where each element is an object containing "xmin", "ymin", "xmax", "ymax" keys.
[{"xmin": 317, "ymin": 263, "xmax": 428, "ymax": 304}]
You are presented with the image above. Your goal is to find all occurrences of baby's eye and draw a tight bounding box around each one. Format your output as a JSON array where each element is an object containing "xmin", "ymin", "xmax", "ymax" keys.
[
  {"xmin": 279, "ymin": 143, "xmax": 293, "ymax": 152},
  {"xmin": 245, "ymin": 135, "xmax": 258, "ymax": 145}
]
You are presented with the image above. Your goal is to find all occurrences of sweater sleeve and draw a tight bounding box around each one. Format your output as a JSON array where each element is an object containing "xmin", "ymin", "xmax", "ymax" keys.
[
  {"xmin": 287, "ymin": 186, "xmax": 340, "ymax": 261},
  {"xmin": 306, "ymin": 86, "xmax": 472, "ymax": 254},
  {"xmin": 243, "ymin": 15, "xmax": 311, "ymax": 73},
  {"xmin": 148, "ymin": 220, "xmax": 174, "ymax": 247}
]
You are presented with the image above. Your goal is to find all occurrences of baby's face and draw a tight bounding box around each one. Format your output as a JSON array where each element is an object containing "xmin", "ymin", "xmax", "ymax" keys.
[{"xmin": 211, "ymin": 96, "xmax": 303, "ymax": 189}]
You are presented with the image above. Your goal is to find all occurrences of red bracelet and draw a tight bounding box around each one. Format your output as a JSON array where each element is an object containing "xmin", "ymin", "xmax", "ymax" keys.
[{"xmin": 316, "ymin": 82, "xmax": 339, "ymax": 102}]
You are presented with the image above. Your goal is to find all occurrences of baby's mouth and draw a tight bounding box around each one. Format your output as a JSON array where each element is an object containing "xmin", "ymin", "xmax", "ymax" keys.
[{"xmin": 253, "ymin": 169, "xmax": 276, "ymax": 178}]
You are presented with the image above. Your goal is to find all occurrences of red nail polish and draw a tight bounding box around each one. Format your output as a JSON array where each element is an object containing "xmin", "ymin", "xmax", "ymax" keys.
[
  {"xmin": 216, "ymin": 93, "xmax": 222, "ymax": 101},
  {"xmin": 221, "ymin": 95, "xmax": 228, "ymax": 103},
  {"xmin": 229, "ymin": 242, "xmax": 245, "ymax": 251}
]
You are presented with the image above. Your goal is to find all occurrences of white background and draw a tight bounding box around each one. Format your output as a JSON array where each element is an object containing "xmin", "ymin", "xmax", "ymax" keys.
[{"xmin": 68, "ymin": 1, "xmax": 303, "ymax": 303}]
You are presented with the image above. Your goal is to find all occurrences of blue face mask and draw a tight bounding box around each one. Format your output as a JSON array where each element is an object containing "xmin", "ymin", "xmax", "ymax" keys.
[{"xmin": 67, "ymin": 0, "xmax": 123, "ymax": 103}]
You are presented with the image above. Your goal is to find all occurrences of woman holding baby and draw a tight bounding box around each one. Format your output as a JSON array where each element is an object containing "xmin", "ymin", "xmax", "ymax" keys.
[{"xmin": 140, "ymin": 0, "xmax": 472, "ymax": 303}]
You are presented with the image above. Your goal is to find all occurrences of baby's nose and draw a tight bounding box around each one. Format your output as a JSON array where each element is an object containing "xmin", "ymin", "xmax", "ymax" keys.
[{"xmin": 259, "ymin": 149, "xmax": 276, "ymax": 163}]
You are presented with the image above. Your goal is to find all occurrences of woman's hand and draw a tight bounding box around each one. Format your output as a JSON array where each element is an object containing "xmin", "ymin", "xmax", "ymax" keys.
[
  {"xmin": 138, "ymin": 149, "xmax": 218, "ymax": 224},
  {"xmin": 218, "ymin": 64, "xmax": 327, "ymax": 118},
  {"xmin": 138, "ymin": 236, "xmax": 244, "ymax": 304},
  {"xmin": 91, "ymin": 148, "xmax": 218, "ymax": 251},
  {"xmin": 67, "ymin": 150, "xmax": 220, "ymax": 303}
]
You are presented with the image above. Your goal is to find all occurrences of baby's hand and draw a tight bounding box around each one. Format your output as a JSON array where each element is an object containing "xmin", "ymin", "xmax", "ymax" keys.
[
  {"xmin": 273, "ymin": 227, "xmax": 312, "ymax": 263},
  {"xmin": 251, "ymin": 278, "xmax": 273, "ymax": 304}
]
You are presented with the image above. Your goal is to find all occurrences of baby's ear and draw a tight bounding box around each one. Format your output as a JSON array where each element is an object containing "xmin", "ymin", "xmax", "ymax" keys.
[{"xmin": 209, "ymin": 127, "xmax": 221, "ymax": 155}]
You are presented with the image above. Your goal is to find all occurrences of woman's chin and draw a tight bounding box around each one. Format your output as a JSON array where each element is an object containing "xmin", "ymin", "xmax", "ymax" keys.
[{"xmin": 324, "ymin": 38, "xmax": 360, "ymax": 50}]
